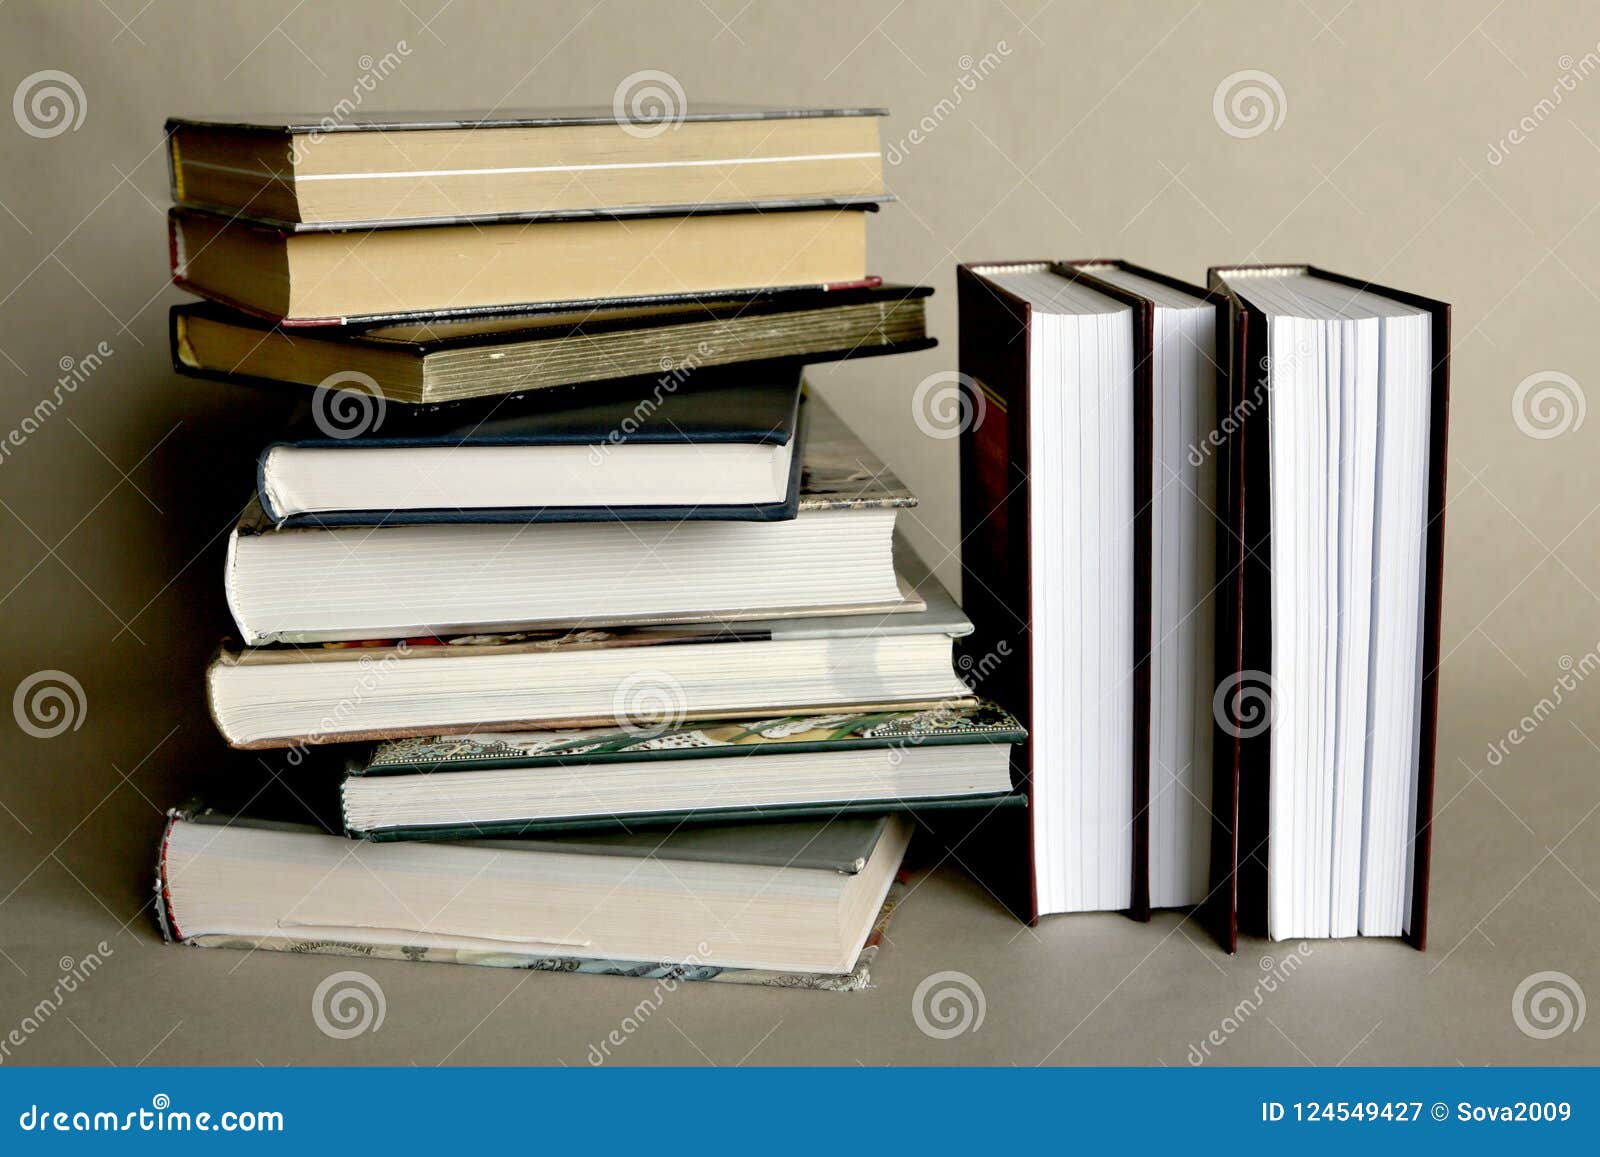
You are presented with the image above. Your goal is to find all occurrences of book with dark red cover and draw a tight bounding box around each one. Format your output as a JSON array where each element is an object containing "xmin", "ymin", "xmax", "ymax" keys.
[
  {"xmin": 956, "ymin": 259, "xmax": 1178, "ymax": 925},
  {"xmin": 1204, "ymin": 265, "xmax": 1449, "ymax": 953}
]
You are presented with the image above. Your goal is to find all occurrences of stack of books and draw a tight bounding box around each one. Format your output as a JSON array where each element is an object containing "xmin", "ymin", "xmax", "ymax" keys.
[{"xmin": 155, "ymin": 106, "xmax": 1026, "ymax": 987}]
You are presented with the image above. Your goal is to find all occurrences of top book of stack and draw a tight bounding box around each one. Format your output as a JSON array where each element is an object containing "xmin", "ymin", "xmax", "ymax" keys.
[
  {"xmin": 166, "ymin": 106, "xmax": 889, "ymax": 227},
  {"xmin": 164, "ymin": 107, "xmax": 891, "ymax": 326}
]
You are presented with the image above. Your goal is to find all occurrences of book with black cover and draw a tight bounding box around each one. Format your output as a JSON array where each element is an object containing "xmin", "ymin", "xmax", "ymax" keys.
[
  {"xmin": 340, "ymin": 701, "xmax": 1027, "ymax": 840},
  {"xmin": 255, "ymin": 370, "xmax": 808, "ymax": 525},
  {"xmin": 171, "ymin": 284, "xmax": 933, "ymax": 405},
  {"xmin": 166, "ymin": 106, "xmax": 888, "ymax": 229},
  {"xmin": 957, "ymin": 260, "xmax": 1235, "ymax": 927},
  {"xmin": 956, "ymin": 260, "xmax": 1155, "ymax": 925},
  {"xmin": 1204, "ymin": 264, "xmax": 1448, "ymax": 953}
]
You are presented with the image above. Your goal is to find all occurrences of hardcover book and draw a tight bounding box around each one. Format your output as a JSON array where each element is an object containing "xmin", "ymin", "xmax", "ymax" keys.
[
  {"xmin": 157, "ymin": 800, "xmax": 913, "ymax": 979},
  {"xmin": 224, "ymin": 392, "xmax": 919, "ymax": 644},
  {"xmin": 171, "ymin": 284, "xmax": 932, "ymax": 405},
  {"xmin": 341, "ymin": 700, "xmax": 1027, "ymax": 840},
  {"xmin": 1204, "ymin": 265, "xmax": 1448, "ymax": 952},
  {"xmin": 955, "ymin": 260, "xmax": 1223, "ymax": 924},
  {"xmin": 166, "ymin": 106, "xmax": 888, "ymax": 229},
  {"xmin": 168, "ymin": 204, "xmax": 877, "ymax": 326},
  {"xmin": 206, "ymin": 536, "xmax": 975, "ymax": 748},
  {"xmin": 254, "ymin": 369, "xmax": 809, "ymax": 525}
]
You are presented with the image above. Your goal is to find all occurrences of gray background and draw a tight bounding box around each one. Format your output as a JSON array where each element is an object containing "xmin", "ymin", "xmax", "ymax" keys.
[{"xmin": 0, "ymin": 0, "xmax": 1596, "ymax": 1065}]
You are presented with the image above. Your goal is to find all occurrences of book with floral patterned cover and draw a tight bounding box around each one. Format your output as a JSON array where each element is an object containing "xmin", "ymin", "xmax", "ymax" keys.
[{"xmin": 355, "ymin": 700, "xmax": 1025, "ymax": 774}]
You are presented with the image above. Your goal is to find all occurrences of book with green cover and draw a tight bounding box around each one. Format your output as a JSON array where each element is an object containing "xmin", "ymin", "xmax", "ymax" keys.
[{"xmin": 342, "ymin": 701, "xmax": 1026, "ymax": 840}]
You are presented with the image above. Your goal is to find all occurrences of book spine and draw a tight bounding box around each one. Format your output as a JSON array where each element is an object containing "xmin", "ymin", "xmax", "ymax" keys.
[
  {"xmin": 956, "ymin": 266, "xmax": 1038, "ymax": 924},
  {"xmin": 1408, "ymin": 302, "xmax": 1451, "ymax": 950},
  {"xmin": 153, "ymin": 809, "xmax": 183, "ymax": 943}
]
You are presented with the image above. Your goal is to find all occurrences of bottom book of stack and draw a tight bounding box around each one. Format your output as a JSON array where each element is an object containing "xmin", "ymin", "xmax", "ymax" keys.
[
  {"xmin": 158, "ymin": 806, "xmax": 912, "ymax": 990},
  {"xmin": 157, "ymin": 704, "xmax": 1026, "ymax": 990}
]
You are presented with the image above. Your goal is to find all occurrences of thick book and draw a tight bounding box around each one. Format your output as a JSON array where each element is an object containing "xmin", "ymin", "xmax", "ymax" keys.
[
  {"xmin": 341, "ymin": 700, "xmax": 1027, "ymax": 840},
  {"xmin": 225, "ymin": 393, "xmax": 917, "ymax": 644},
  {"xmin": 157, "ymin": 800, "xmax": 912, "ymax": 980},
  {"xmin": 254, "ymin": 370, "xmax": 807, "ymax": 525},
  {"xmin": 166, "ymin": 106, "xmax": 888, "ymax": 229},
  {"xmin": 1204, "ymin": 265, "xmax": 1448, "ymax": 952},
  {"xmin": 168, "ymin": 204, "xmax": 876, "ymax": 326},
  {"xmin": 206, "ymin": 540, "xmax": 976, "ymax": 748},
  {"xmin": 170, "ymin": 284, "xmax": 932, "ymax": 405},
  {"xmin": 955, "ymin": 260, "xmax": 1224, "ymax": 925}
]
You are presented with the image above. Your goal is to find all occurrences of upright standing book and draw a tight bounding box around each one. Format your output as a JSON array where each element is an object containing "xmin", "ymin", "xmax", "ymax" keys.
[
  {"xmin": 956, "ymin": 260, "xmax": 1224, "ymax": 923},
  {"xmin": 957, "ymin": 261, "xmax": 1144, "ymax": 921},
  {"xmin": 1206, "ymin": 265, "xmax": 1448, "ymax": 951}
]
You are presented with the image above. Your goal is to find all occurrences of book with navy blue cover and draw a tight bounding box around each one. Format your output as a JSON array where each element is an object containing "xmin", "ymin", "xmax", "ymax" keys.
[{"xmin": 256, "ymin": 368, "xmax": 806, "ymax": 526}]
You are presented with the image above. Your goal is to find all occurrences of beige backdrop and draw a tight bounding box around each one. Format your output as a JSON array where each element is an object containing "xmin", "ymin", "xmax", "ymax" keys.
[{"xmin": 1, "ymin": 0, "xmax": 1596, "ymax": 1066}]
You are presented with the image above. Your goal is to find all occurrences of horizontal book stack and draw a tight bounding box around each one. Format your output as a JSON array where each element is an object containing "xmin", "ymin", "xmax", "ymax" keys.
[{"xmin": 156, "ymin": 106, "xmax": 1026, "ymax": 987}]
